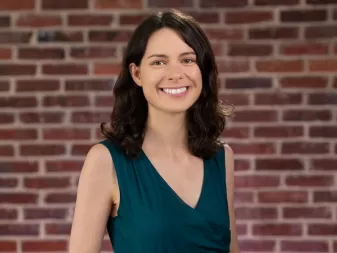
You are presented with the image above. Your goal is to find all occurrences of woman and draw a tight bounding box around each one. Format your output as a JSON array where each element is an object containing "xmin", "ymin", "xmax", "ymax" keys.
[{"xmin": 68, "ymin": 9, "xmax": 240, "ymax": 253}]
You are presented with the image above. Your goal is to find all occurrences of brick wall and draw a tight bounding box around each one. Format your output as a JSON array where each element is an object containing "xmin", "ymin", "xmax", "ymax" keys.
[{"xmin": 0, "ymin": 0, "xmax": 336, "ymax": 252}]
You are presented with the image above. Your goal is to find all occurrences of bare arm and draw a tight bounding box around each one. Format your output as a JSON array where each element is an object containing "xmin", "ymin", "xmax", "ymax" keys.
[
  {"xmin": 68, "ymin": 144, "xmax": 114, "ymax": 253},
  {"xmin": 224, "ymin": 144, "xmax": 241, "ymax": 253}
]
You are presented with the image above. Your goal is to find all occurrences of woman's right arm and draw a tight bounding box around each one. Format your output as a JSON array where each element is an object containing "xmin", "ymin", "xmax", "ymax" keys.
[{"xmin": 68, "ymin": 144, "xmax": 115, "ymax": 253}]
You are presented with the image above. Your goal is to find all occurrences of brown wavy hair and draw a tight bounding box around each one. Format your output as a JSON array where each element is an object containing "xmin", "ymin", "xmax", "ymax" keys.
[{"xmin": 101, "ymin": 9, "xmax": 233, "ymax": 159}]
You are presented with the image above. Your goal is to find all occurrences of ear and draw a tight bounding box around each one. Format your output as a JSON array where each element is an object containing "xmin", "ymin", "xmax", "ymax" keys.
[{"xmin": 129, "ymin": 63, "xmax": 142, "ymax": 87}]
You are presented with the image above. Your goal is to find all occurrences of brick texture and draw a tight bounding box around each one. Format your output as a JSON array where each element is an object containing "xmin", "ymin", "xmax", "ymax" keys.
[{"xmin": 0, "ymin": 0, "xmax": 336, "ymax": 253}]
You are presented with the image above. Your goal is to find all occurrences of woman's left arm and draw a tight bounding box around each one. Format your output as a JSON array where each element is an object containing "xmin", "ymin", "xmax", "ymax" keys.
[{"xmin": 224, "ymin": 144, "xmax": 241, "ymax": 253}]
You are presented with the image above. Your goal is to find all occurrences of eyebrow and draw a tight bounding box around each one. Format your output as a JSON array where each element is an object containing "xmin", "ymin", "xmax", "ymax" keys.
[{"xmin": 147, "ymin": 52, "xmax": 196, "ymax": 59}]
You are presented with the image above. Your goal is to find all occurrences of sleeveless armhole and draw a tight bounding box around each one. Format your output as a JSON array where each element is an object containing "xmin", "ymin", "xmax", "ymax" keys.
[{"xmin": 98, "ymin": 139, "xmax": 126, "ymax": 218}]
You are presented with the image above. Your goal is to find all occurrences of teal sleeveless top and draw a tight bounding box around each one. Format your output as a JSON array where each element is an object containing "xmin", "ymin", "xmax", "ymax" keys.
[{"xmin": 100, "ymin": 139, "xmax": 231, "ymax": 253}]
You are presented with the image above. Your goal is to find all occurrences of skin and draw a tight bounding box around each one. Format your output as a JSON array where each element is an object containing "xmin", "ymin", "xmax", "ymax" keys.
[{"xmin": 68, "ymin": 28, "xmax": 240, "ymax": 253}]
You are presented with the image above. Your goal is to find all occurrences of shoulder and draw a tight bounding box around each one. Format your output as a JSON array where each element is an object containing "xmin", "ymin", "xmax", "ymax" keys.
[{"xmin": 222, "ymin": 144, "xmax": 235, "ymax": 181}]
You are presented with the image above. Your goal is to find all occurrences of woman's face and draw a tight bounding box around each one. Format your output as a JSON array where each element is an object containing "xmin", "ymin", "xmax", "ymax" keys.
[{"xmin": 130, "ymin": 28, "xmax": 202, "ymax": 114}]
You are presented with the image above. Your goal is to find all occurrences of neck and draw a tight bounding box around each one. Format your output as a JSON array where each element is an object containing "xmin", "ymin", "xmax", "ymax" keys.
[{"xmin": 142, "ymin": 107, "xmax": 188, "ymax": 154}]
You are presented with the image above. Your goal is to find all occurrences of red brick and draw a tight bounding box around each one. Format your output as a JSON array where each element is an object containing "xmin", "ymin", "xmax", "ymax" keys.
[
  {"xmin": 280, "ymin": 76, "xmax": 328, "ymax": 88},
  {"xmin": 228, "ymin": 44, "xmax": 273, "ymax": 57},
  {"xmin": 283, "ymin": 109, "xmax": 331, "ymax": 121},
  {"xmin": 43, "ymin": 95, "xmax": 89, "ymax": 107},
  {"xmin": 186, "ymin": 12, "xmax": 220, "ymax": 24},
  {"xmin": 0, "ymin": 48, "xmax": 11, "ymax": 59},
  {"xmin": 22, "ymin": 240, "xmax": 67, "ymax": 251},
  {"xmin": 222, "ymin": 127, "xmax": 250, "ymax": 139},
  {"xmin": 308, "ymin": 93, "xmax": 337, "ymax": 105},
  {"xmin": 45, "ymin": 160, "xmax": 83, "ymax": 172},
  {"xmin": 0, "ymin": 161, "xmax": 38, "ymax": 173},
  {"xmin": 286, "ymin": 175, "xmax": 333, "ymax": 187},
  {"xmin": 0, "ymin": 16, "xmax": 10, "ymax": 27},
  {"xmin": 16, "ymin": 14, "xmax": 62, "ymax": 27},
  {"xmin": 71, "ymin": 111, "xmax": 110, "ymax": 123},
  {"xmin": 0, "ymin": 209, "xmax": 18, "ymax": 220},
  {"xmin": 95, "ymin": 95, "xmax": 114, "ymax": 107},
  {"xmin": 308, "ymin": 224, "xmax": 337, "ymax": 235},
  {"xmin": 24, "ymin": 177, "xmax": 70, "ymax": 189},
  {"xmin": 65, "ymin": 79, "xmax": 113, "ymax": 91},
  {"xmin": 281, "ymin": 240, "xmax": 329, "ymax": 252},
  {"xmin": 0, "ymin": 193, "xmax": 37, "ymax": 204},
  {"xmin": 310, "ymin": 126, "xmax": 337, "ymax": 138},
  {"xmin": 43, "ymin": 128, "xmax": 91, "ymax": 140},
  {"xmin": 258, "ymin": 191, "xmax": 308, "ymax": 203},
  {"xmin": 38, "ymin": 31, "xmax": 83, "ymax": 43},
  {"xmin": 42, "ymin": 0, "xmax": 88, "ymax": 9},
  {"xmin": 282, "ymin": 142, "xmax": 330, "ymax": 154},
  {"xmin": 225, "ymin": 10, "xmax": 273, "ymax": 24},
  {"xmin": 253, "ymin": 223, "xmax": 302, "ymax": 236},
  {"xmin": 234, "ymin": 160, "xmax": 251, "ymax": 171},
  {"xmin": 235, "ymin": 175, "xmax": 280, "ymax": 188},
  {"xmin": 235, "ymin": 192, "xmax": 254, "ymax": 203},
  {"xmin": 18, "ymin": 47, "xmax": 64, "ymax": 59},
  {"xmin": 95, "ymin": 0, "xmax": 142, "ymax": 8},
  {"xmin": 205, "ymin": 28, "xmax": 244, "ymax": 40},
  {"xmin": 68, "ymin": 14, "xmax": 114, "ymax": 26},
  {"xmin": 16, "ymin": 79, "xmax": 60, "ymax": 92},
  {"xmin": 42, "ymin": 64, "xmax": 88, "ymax": 75},
  {"xmin": 219, "ymin": 93, "xmax": 250, "ymax": 106},
  {"xmin": 0, "ymin": 241, "xmax": 16, "ymax": 252},
  {"xmin": 0, "ymin": 179, "xmax": 17, "ymax": 188},
  {"xmin": 307, "ymin": 0, "xmax": 337, "ymax": 4},
  {"xmin": 148, "ymin": 0, "xmax": 193, "ymax": 7},
  {"xmin": 0, "ymin": 0, "xmax": 35, "ymax": 10},
  {"xmin": 70, "ymin": 46, "xmax": 117, "ymax": 59},
  {"xmin": 20, "ymin": 145, "xmax": 65, "ymax": 156},
  {"xmin": 256, "ymin": 159, "xmax": 304, "ymax": 171},
  {"xmin": 45, "ymin": 193, "xmax": 76, "ymax": 203},
  {"xmin": 283, "ymin": 207, "xmax": 332, "ymax": 219},
  {"xmin": 0, "ymin": 129, "xmax": 37, "ymax": 140},
  {"xmin": 20, "ymin": 112, "xmax": 64, "ymax": 124},
  {"xmin": 281, "ymin": 43, "xmax": 329, "ymax": 56},
  {"xmin": 0, "ymin": 64, "xmax": 36, "ymax": 75},
  {"xmin": 218, "ymin": 60, "xmax": 250, "ymax": 73},
  {"xmin": 224, "ymin": 77, "xmax": 272, "ymax": 89},
  {"xmin": 313, "ymin": 191, "xmax": 337, "ymax": 202},
  {"xmin": 239, "ymin": 240, "xmax": 275, "ymax": 252},
  {"xmin": 89, "ymin": 30, "xmax": 133, "ymax": 42},
  {"xmin": 254, "ymin": 126, "xmax": 303, "ymax": 138},
  {"xmin": 254, "ymin": 0, "xmax": 299, "ymax": 5},
  {"xmin": 94, "ymin": 62, "xmax": 121, "ymax": 75},
  {"xmin": 281, "ymin": 10, "xmax": 327, "ymax": 22},
  {"xmin": 45, "ymin": 223, "xmax": 71, "ymax": 235},
  {"xmin": 201, "ymin": 0, "xmax": 247, "ymax": 7},
  {"xmin": 233, "ymin": 110, "xmax": 278, "ymax": 122},
  {"xmin": 236, "ymin": 207, "xmax": 277, "ymax": 220},
  {"xmin": 119, "ymin": 14, "xmax": 149, "ymax": 25},
  {"xmin": 228, "ymin": 143, "xmax": 276, "ymax": 154},
  {"xmin": 256, "ymin": 60, "xmax": 303, "ymax": 72},
  {"xmin": 311, "ymin": 59, "xmax": 337, "ymax": 72},
  {"xmin": 0, "ymin": 146, "xmax": 14, "ymax": 156},
  {"xmin": 24, "ymin": 208, "xmax": 68, "ymax": 220},
  {"xmin": 311, "ymin": 159, "xmax": 337, "ymax": 171},
  {"xmin": 0, "ymin": 32, "xmax": 32, "ymax": 43},
  {"xmin": 71, "ymin": 144, "xmax": 92, "ymax": 156},
  {"xmin": 255, "ymin": 92, "xmax": 302, "ymax": 105},
  {"xmin": 305, "ymin": 25, "xmax": 337, "ymax": 38},
  {"xmin": 249, "ymin": 27, "xmax": 298, "ymax": 40},
  {"xmin": 0, "ymin": 113, "xmax": 14, "ymax": 124},
  {"xmin": 0, "ymin": 97, "xmax": 37, "ymax": 108}
]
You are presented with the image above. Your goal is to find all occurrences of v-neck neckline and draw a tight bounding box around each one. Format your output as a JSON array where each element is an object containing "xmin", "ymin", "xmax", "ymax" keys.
[{"xmin": 140, "ymin": 149, "xmax": 207, "ymax": 211}]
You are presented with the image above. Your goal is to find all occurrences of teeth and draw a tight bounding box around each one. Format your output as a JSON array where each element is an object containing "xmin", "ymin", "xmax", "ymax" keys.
[{"xmin": 162, "ymin": 87, "xmax": 187, "ymax": 95}]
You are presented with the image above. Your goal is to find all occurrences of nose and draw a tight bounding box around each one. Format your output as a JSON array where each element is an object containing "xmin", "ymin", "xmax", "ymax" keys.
[{"xmin": 167, "ymin": 64, "xmax": 183, "ymax": 82}]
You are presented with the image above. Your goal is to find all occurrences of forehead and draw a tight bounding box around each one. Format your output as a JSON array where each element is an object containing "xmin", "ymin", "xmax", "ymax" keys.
[{"xmin": 144, "ymin": 28, "xmax": 194, "ymax": 55}]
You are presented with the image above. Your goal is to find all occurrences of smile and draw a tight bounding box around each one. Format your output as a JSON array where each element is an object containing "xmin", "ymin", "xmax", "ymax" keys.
[{"xmin": 160, "ymin": 87, "xmax": 189, "ymax": 96}]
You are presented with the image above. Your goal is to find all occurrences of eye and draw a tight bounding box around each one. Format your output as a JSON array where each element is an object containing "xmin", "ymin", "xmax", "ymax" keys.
[
  {"xmin": 183, "ymin": 58, "xmax": 196, "ymax": 64},
  {"xmin": 151, "ymin": 60, "xmax": 165, "ymax": 66}
]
